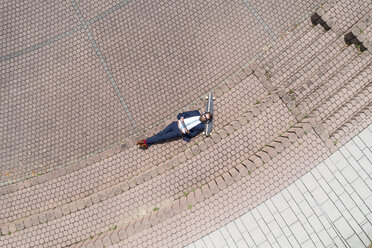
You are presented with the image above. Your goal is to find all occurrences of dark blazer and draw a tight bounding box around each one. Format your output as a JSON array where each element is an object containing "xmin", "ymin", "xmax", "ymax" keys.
[{"xmin": 177, "ymin": 110, "xmax": 205, "ymax": 142}]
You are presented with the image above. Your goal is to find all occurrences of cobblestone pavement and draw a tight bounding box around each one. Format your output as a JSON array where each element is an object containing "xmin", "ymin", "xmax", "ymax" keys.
[
  {"xmin": 0, "ymin": 0, "xmax": 323, "ymax": 183},
  {"xmin": 1, "ymin": 0, "xmax": 372, "ymax": 248},
  {"xmin": 185, "ymin": 124, "xmax": 372, "ymax": 248}
]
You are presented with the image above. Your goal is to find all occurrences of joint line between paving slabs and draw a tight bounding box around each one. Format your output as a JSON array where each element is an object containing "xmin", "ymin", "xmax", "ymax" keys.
[
  {"xmin": 0, "ymin": 26, "xmax": 84, "ymax": 63},
  {"xmin": 87, "ymin": 0, "xmax": 133, "ymax": 25},
  {"xmin": 242, "ymin": 0, "xmax": 277, "ymax": 41},
  {"xmin": 70, "ymin": 0, "xmax": 139, "ymax": 132},
  {"xmin": 303, "ymin": 177, "xmax": 352, "ymax": 248}
]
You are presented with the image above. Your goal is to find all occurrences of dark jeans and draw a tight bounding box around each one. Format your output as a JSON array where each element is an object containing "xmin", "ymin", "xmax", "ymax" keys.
[{"xmin": 146, "ymin": 121, "xmax": 183, "ymax": 146}]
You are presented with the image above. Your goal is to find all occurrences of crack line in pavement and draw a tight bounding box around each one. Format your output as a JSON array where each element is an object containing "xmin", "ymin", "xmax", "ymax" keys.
[
  {"xmin": 70, "ymin": 0, "xmax": 139, "ymax": 132},
  {"xmin": 242, "ymin": 0, "xmax": 278, "ymax": 40}
]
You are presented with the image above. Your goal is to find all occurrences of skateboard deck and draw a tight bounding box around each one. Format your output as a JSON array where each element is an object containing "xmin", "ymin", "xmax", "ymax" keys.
[{"xmin": 204, "ymin": 91, "xmax": 214, "ymax": 136}]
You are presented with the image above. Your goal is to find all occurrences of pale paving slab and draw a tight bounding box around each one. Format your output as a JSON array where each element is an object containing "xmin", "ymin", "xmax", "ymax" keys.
[{"xmin": 185, "ymin": 124, "xmax": 372, "ymax": 248}]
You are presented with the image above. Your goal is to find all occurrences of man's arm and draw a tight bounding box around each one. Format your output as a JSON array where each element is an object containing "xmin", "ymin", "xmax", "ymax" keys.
[
  {"xmin": 184, "ymin": 124, "xmax": 205, "ymax": 140},
  {"xmin": 177, "ymin": 110, "xmax": 201, "ymax": 120}
]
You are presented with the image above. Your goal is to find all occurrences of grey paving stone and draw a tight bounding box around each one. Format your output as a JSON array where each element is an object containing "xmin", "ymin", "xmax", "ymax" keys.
[
  {"xmin": 250, "ymin": 208, "xmax": 262, "ymax": 221},
  {"xmin": 346, "ymin": 234, "xmax": 364, "ymax": 248},
  {"xmin": 295, "ymin": 179, "xmax": 308, "ymax": 194},
  {"xmin": 194, "ymin": 239, "xmax": 207, "ymax": 248},
  {"xmin": 273, "ymin": 212, "xmax": 287, "ymax": 228},
  {"xmin": 301, "ymin": 172, "xmax": 319, "ymax": 192},
  {"xmin": 287, "ymin": 183, "xmax": 305, "ymax": 204},
  {"xmin": 257, "ymin": 203, "xmax": 274, "ymax": 222},
  {"xmin": 241, "ymin": 231, "xmax": 256, "ymax": 247},
  {"xmin": 271, "ymin": 193, "xmax": 290, "ymax": 212},
  {"xmin": 225, "ymin": 237, "xmax": 238, "ymax": 248},
  {"xmin": 257, "ymin": 219, "xmax": 270, "ymax": 235},
  {"xmin": 362, "ymin": 222, "xmax": 372, "ymax": 240},
  {"xmin": 328, "ymin": 178, "xmax": 345, "ymax": 196},
  {"xmin": 287, "ymin": 235, "xmax": 300, "ymax": 247},
  {"xmin": 226, "ymin": 222, "xmax": 243, "ymax": 242},
  {"xmin": 265, "ymin": 199, "xmax": 278, "ymax": 214},
  {"xmin": 302, "ymin": 222, "xmax": 314, "ymax": 237},
  {"xmin": 342, "ymin": 164, "xmax": 360, "ymax": 184},
  {"xmin": 353, "ymin": 136, "xmax": 366, "ymax": 150},
  {"xmin": 334, "ymin": 217, "xmax": 355, "ymax": 239},
  {"xmin": 359, "ymin": 128, "xmax": 372, "ymax": 148},
  {"xmin": 316, "ymin": 162, "xmax": 334, "ymax": 181},
  {"xmin": 208, "ymin": 230, "xmax": 227, "ymax": 248},
  {"xmin": 267, "ymin": 220, "xmax": 283, "ymax": 238},
  {"xmin": 321, "ymin": 200, "xmax": 340, "ymax": 222},
  {"xmin": 281, "ymin": 207, "xmax": 298, "ymax": 226},
  {"xmin": 233, "ymin": 219, "xmax": 247, "ymax": 234},
  {"xmin": 249, "ymin": 226, "xmax": 267, "ymax": 245},
  {"xmin": 324, "ymin": 158, "xmax": 338, "ymax": 173},
  {"xmin": 312, "ymin": 187, "xmax": 329, "ymax": 204},
  {"xmin": 351, "ymin": 178, "xmax": 372, "ymax": 200},
  {"xmin": 308, "ymin": 215, "xmax": 324, "ymax": 233},
  {"xmin": 240, "ymin": 212, "xmax": 258, "ymax": 232},
  {"xmin": 202, "ymin": 235, "xmax": 214, "ymax": 248},
  {"xmin": 281, "ymin": 188, "xmax": 292, "ymax": 201},
  {"xmin": 317, "ymin": 229, "xmax": 333, "ymax": 247},
  {"xmin": 298, "ymin": 200, "xmax": 314, "ymax": 218},
  {"xmin": 339, "ymin": 146, "xmax": 352, "ymax": 159},
  {"xmin": 345, "ymin": 140, "xmax": 364, "ymax": 160},
  {"xmin": 358, "ymin": 155, "xmax": 372, "ymax": 175},
  {"xmin": 348, "ymin": 218, "xmax": 364, "ymax": 235},
  {"xmin": 358, "ymin": 232, "xmax": 371, "ymax": 247},
  {"xmin": 301, "ymin": 239, "xmax": 316, "ymax": 248},
  {"xmin": 234, "ymin": 239, "xmax": 249, "ymax": 248},
  {"xmin": 290, "ymin": 221, "xmax": 309, "ymax": 244},
  {"xmin": 276, "ymin": 235, "xmax": 291, "ymax": 248},
  {"xmin": 334, "ymin": 170, "xmax": 349, "ymax": 187},
  {"xmin": 219, "ymin": 226, "xmax": 231, "ymax": 239}
]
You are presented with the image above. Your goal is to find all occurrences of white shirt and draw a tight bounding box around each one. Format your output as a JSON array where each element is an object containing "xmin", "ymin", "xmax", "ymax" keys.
[{"xmin": 178, "ymin": 116, "xmax": 201, "ymax": 134}]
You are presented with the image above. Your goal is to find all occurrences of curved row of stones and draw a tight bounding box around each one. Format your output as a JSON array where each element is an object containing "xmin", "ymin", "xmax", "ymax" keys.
[
  {"xmin": 0, "ymin": 62, "xmax": 255, "ymax": 194},
  {"xmin": 0, "ymin": 64, "xmax": 275, "ymax": 235},
  {"xmin": 0, "ymin": 81, "xmax": 285, "ymax": 235},
  {"xmin": 1, "ymin": 0, "xmax": 370, "ymax": 246},
  {"xmin": 53, "ymin": 1, "xmax": 372, "ymax": 247},
  {"xmin": 1, "ymin": 58, "xmax": 264, "ymax": 225},
  {"xmin": 70, "ymin": 117, "xmax": 314, "ymax": 247},
  {"xmin": 0, "ymin": 60, "xmax": 259, "ymax": 225}
]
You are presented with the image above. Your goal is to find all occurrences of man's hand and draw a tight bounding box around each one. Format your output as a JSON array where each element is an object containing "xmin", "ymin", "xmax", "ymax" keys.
[
  {"xmin": 185, "ymin": 129, "xmax": 190, "ymax": 134},
  {"xmin": 180, "ymin": 117, "xmax": 185, "ymax": 124}
]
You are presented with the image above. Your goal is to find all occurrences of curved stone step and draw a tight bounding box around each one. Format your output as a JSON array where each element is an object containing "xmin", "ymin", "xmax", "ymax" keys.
[
  {"xmin": 324, "ymin": 0, "xmax": 371, "ymax": 32},
  {"xmin": 329, "ymin": 104, "xmax": 372, "ymax": 150},
  {"xmin": 0, "ymin": 81, "xmax": 283, "ymax": 245},
  {"xmin": 0, "ymin": 93, "xmax": 297, "ymax": 247},
  {"xmin": 0, "ymin": 69, "xmax": 264, "ymax": 225},
  {"xmin": 270, "ymin": 27, "xmax": 338, "ymax": 88},
  {"xmin": 314, "ymin": 69, "xmax": 371, "ymax": 121},
  {"xmin": 280, "ymin": 35, "xmax": 346, "ymax": 92},
  {"xmin": 295, "ymin": 44, "xmax": 359, "ymax": 103},
  {"xmin": 254, "ymin": 18, "xmax": 314, "ymax": 68},
  {"xmin": 265, "ymin": 24, "xmax": 326, "ymax": 81},
  {"xmin": 293, "ymin": 49, "xmax": 370, "ymax": 119},
  {"xmin": 68, "ymin": 118, "xmax": 317, "ymax": 248}
]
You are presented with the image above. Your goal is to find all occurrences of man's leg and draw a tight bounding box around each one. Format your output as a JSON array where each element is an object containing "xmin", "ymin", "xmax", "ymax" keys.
[{"xmin": 146, "ymin": 122, "xmax": 182, "ymax": 146}]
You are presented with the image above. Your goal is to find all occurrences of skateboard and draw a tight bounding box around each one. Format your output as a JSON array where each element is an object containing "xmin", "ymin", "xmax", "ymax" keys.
[{"xmin": 204, "ymin": 91, "xmax": 214, "ymax": 136}]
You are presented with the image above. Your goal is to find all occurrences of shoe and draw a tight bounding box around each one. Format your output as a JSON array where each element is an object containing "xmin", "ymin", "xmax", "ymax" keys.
[
  {"xmin": 139, "ymin": 143, "xmax": 148, "ymax": 149},
  {"xmin": 137, "ymin": 140, "xmax": 145, "ymax": 145}
]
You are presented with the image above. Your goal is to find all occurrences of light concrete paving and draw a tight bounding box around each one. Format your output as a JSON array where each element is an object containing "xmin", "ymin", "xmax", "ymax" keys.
[{"xmin": 185, "ymin": 124, "xmax": 372, "ymax": 248}]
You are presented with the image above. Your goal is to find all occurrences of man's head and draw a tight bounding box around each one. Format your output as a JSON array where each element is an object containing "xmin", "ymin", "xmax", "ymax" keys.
[{"xmin": 200, "ymin": 112, "xmax": 213, "ymax": 122}]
